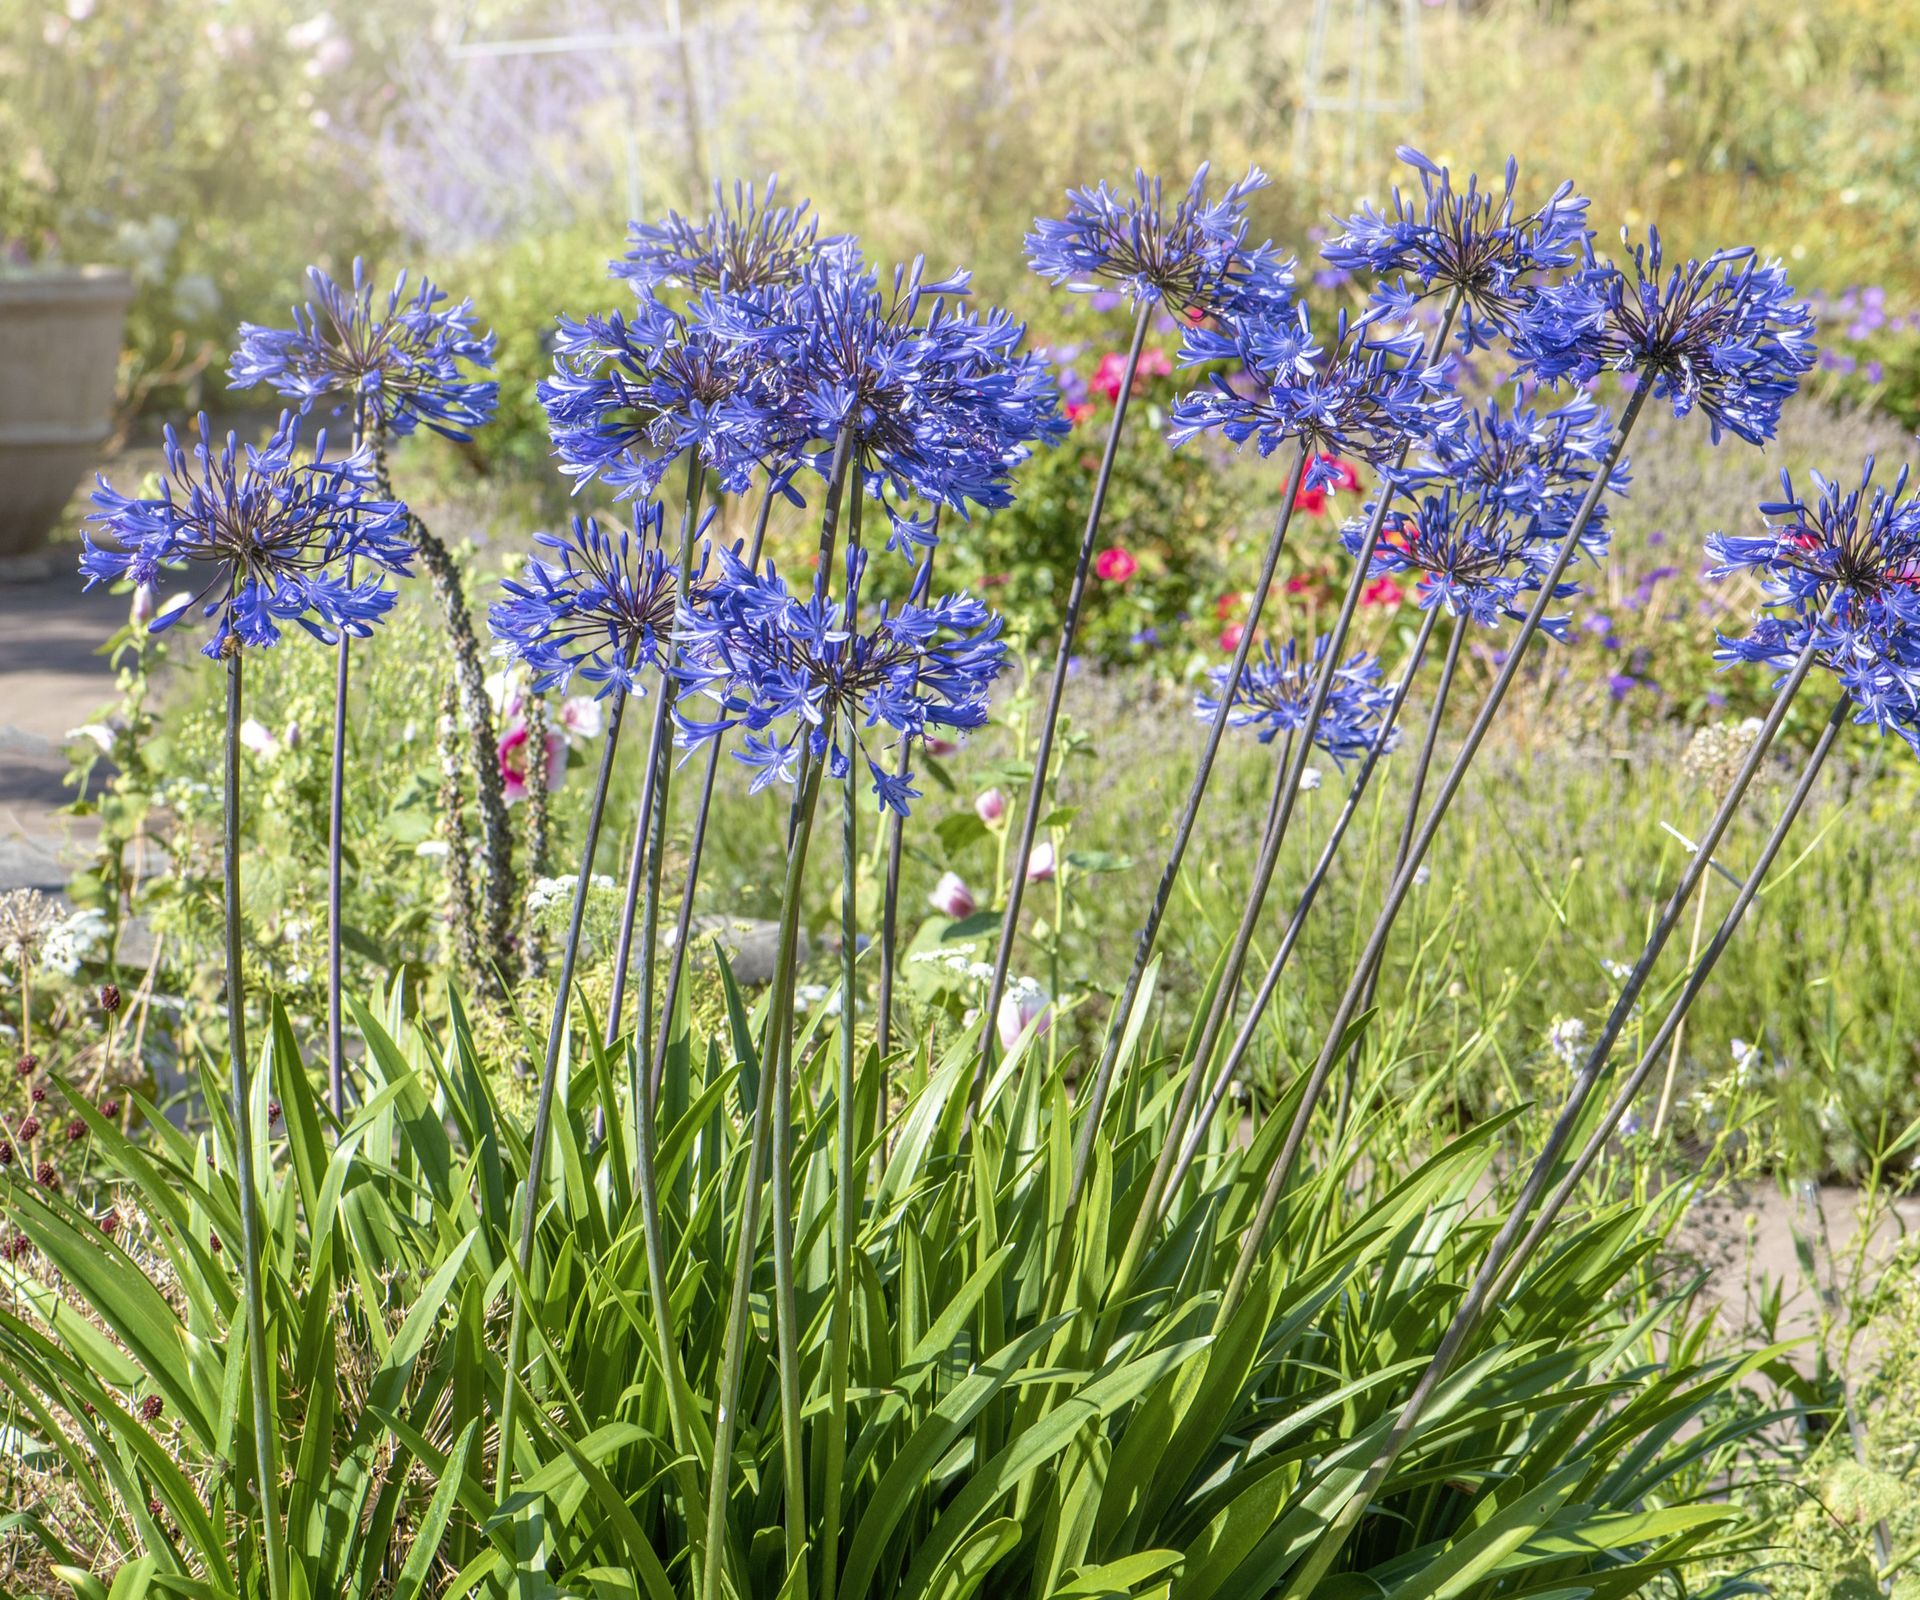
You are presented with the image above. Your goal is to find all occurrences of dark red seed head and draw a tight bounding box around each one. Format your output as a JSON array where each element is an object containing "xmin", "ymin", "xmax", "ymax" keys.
[
  {"xmin": 65, "ymin": 1118, "xmax": 86, "ymax": 1145},
  {"xmin": 35, "ymin": 1162, "xmax": 59, "ymax": 1191},
  {"xmin": 101, "ymin": 1098, "xmax": 121, "ymax": 1118},
  {"xmin": 29, "ymin": 1084, "xmax": 45, "ymax": 1105},
  {"xmin": 209, "ymin": 1235, "xmax": 222, "ymax": 1254},
  {"xmin": 0, "ymin": 1141, "xmax": 12, "ymax": 1167},
  {"xmin": 18, "ymin": 1116, "xmax": 40, "ymax": 1142},
  {"xmin": 14, "ymin": 1054, "xmax": 35, "ymax": 1080},
  {"xmin": 99, "ymin": 984, "xmax": 121, "ymax": 1014},
  {"xmin": 267, "ymin": 1100, "xmax": 282, "ymax": 1125},
  {"xmin": 0, "ymin": 1232, "xmax": 26, "ymax": 1262},
  {"xmin": 147, "ymin": 1497, "xmax": 164, "ymax": 1518},
  {"xmin": 97, "ymin": 1208, "xmax": 119, "ymax": 1235},
  {"xmin": 139, "ymin": 1395, "xmax": 163, "ymax": 1422}
]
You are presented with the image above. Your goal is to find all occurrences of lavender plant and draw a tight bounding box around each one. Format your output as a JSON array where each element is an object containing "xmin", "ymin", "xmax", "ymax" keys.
[
  {"xmin": 79, "ymin": 412, "xmax": 409, "ymax": 1600},
  {"xmin": 229, "ymin": 261, "xmax": 504, "ymax": 1097}
]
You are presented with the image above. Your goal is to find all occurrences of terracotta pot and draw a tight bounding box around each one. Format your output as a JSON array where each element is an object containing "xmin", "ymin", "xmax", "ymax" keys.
[{"xmin": 0, "ymin": 266, "xmax": 134, "ymax": 559}]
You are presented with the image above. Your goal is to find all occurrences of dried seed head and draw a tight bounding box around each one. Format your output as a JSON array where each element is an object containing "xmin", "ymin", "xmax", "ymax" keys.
[
  {"xmin": 65, "ymin": 1118, "xmax": 86, "ymax": 1145},
  {"xmin": 14, "ymin": 1053, "xmax": 36, "ymax": 1080},
  {"xmin": 99, "ymin": 983, "xmax": 121, "ymax": 1014},
  {"xmin": 139, "ymin": 1395, "xmax": 164, "ymax": 1422},
  {"xmin": 18, "ymin": 1115, "xmax": 40, "ymax": 1141}
]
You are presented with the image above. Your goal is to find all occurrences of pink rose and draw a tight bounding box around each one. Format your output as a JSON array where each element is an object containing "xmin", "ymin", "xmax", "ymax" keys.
[{"xmin": 1094, "ymin": 547, "xmax": 1139, "ymax": 583}]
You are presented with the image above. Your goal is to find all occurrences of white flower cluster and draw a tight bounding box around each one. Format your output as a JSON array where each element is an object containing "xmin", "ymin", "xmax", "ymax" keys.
[{"xmin": 526, "ymin": 874, "xmax": 616, "ymax": 919}]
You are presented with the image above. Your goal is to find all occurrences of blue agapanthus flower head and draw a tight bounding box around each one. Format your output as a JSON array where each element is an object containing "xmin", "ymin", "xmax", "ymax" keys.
[
  {"xmin": 539, "ymin": 294, "xmax": 806, "ymax": 501},
  {"xmin": 82, "ymin": 413, "xmax": 410, "ymax": 658},
  {"xmin": 1194, "ymin": 635, "xmax": 1396, "ymax": 765},
  {"xmin": 1709, "ymin": 460, "xmax": 1920, "ymax": 751},
  {"xmin": 229, "ymin": 260, "xmax": 498, "ymax": 442},
  {"xmin": 1398, "ymin": 389, "xmax": 1628, "ymax": 549},
  {"xmin": 703, "ymin": 255, "xmax": 1065, "ymax": 554},
  {"xmin": 488, "ymin": 499, "xmax": 709, "ymax": 699},
  {"xmin": 1511, "ymin": 228, "xmax": 1816, "ymax": 445},
  {"xmin": 1351, "ymin": 488, "xmax": 1582, "ymax": 635},
  {"xmin": 1026, "ymin": 163, "xmax": 1295, "ymax": 317},
  {"xmin": 674, "ymin": 542, "xmax": 1005, "ymax": 814},
  {"xmin": 1169, "ymin": 302, "xmax": 1461, "ymax": 488},
  {"xmin": 1324, "ymin": 147, "xmax": 1591, "ymax": 352},
  {"xmin": 613, "ymin": 175, "xmax": 842, "ymax": 294}
]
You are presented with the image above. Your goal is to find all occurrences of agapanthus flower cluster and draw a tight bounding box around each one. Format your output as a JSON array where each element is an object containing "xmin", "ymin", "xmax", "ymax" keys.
[
  {"xmin": 1351, "ymin": 489, "xmax": 1581, "ymax": 634},
  {"xmin": 1397, "ymin": 390, "xmax": 1628, "ymax": 551},
  {"xmin": 1170, "ymin": 304, "xmax": 1460, "ymax": 490},
  {"xmin": 704, "ymin": 257, "xmax": 1065, "ymax": 552},
  {"xmin": 539, "ymin": 295, "xmax": 806, "ymax": 500},
  {"xmin": 1512, "ymin": 228, "xmax": 1816, "ymax": 445},
  {"xmin": 488, "ymin": 499, "xmax": 709, "ymax": 699},
  {"xmin": 1194, "ymin": 635, "xmax": 1396, "ymax": 764},
  {"xmin": 82, "ymin": 414, "xmax": 410, "ymax": 657},
  {"xmin": 1710, "ymin": 460, "xmax": 1920, "ymax": 750},
  {"xmin": 1324, "ymin": 148, "xmax": 1590, "ymax": 350},
  {"xmin": 229, "ymin": 260, "xmax": 498, "ymax": 441},
  {"xmin": 675, "ymin": 543, "xmax": 1005, "ymax": 814},
  {"xmin": 1026, "ymin": 163, "xmax": 1295, "ymax": 316},
  {"xmin": 613, "ymin": 176, "xmax": 842, "ymax": 294}
]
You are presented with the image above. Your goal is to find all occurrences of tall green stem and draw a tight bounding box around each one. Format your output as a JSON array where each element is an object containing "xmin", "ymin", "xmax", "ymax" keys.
[
  {"xmin": 495, "ymin": 672, "xmax": 631, "ymax": 1503},
  {"xmin": 1281, "ymin": 686, "xmax": 1846, "ymax": 1595},
  {"xmin": 1222, "ymin": 381, "xmax": 1648, "ymax": 1321},
  {"xmin": 974, "ymin": 302, "xmax": 1152, "ymax": 1109},
  {"xmin": 224, "ymin": 651, "xmax": 287, "ymax": 1600}
]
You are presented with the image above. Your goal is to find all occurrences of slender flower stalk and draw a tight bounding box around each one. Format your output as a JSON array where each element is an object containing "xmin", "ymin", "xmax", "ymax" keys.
[
  {"xmin": 1221, "ymin": 383, "xmax": 1649, "ymax": 1318},
  {"xmin": 1280, "ymin": 690, "xmax": 1851, "ymax": 1596},
  {"xmin": 493, "ymin": 674, "xmax": 631, "ymax": 1502},
  {"xmin": 700, "ymin": 754, "xmax": 825, "ymax": 1600},
  {"xmin": 1353, "ymin": 609, "xmax": 1469, "ymax": 1020},
  {"xmin": 603, "ymin": 454, "xmax": 706, "ymax": 1086},
  {"xmin": 1068, "ymin": 293, "xmax": 1462, "ymax": 1203},
  {"xmin": 223, "ymin": 652, "xmax": 289, "ymax": 1600},
  {"xmin": 230, "ymin": 263, "xmax": 513, "ymax": 982},
  {"xmin": 1108, "ymin": 625, "xmax": 1404, "ymax": 1283},
  {"xmin": 977, "ymin": 164, "xmax": 1292, "ymax": 1117},
  {"xmin": 326, "ymin": 617, "xmax": 351, "ymax": 1115},
  {"xmin": 81, "ymin": 414, "xmax": 403, "ymax": 1600},
  {"xmin": 974, "ymin": 302, "xmax": 1151, "ymax": 1105},
  {"xmin": 876, "ymin": 512, "xmax": 942, "ymax": 1055},
  {"xmin": 1159, "ymin": 604, "xmax": 1443, "ymax": 1211},
  {"xmin": 651, "ymin": 485, "xmax": 781, "ymax": 1086}
]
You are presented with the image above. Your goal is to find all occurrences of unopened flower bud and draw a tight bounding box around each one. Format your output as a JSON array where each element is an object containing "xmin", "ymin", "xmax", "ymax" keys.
[{"xmin": 928, "ymin": 872, "xmax": 977, "ymax": 920}]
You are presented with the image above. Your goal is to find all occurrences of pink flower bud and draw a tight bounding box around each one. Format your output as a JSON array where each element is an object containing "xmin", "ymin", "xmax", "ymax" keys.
[
  {"xmin": 130, "ymin": 582, "xmax": 156, "ymax": 627},
  {"xmin": 996, "ymin": 983, "xmax": 1051, "ymax": 1051},
  {"xmin": 238, "ymin": 719, "xmax": 280, "ymax": 759},
  {"xmin": 1025, "ymin": 841, "xmax": 1056, "ymax": 882},
  {"xmin": 973, "ymin": 788, "xmax": 1006, "ymax": 825},
  {"xmin": 927, "ymin": 871, "xmax": 976, "ymax": 919},
  {"xmin": 924, "ymin": 735, "xmax": 960, "ymax": 758}
]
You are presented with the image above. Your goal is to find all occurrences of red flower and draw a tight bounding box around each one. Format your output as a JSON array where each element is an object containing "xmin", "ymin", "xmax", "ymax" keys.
[
  {"xmin": 1092, "ymin": 346, "xmax": 1173, "ymax": 401},
  {"xmin": 1294, "ymin": 484, "xmax": 1329, "ymax": 515},
  {"xmin": 1065, "ymin": 400, "xmax": 1095, "ymax": 426},
  {"xmin": 1218, "ymin": 621, "xmax": 1246, "ymax": 652},
  {"xmin": 1213, "ymin": 591, "xmax": 1243, "ymax": 620},
  {"xmin": 1094, "ymin": 547, "xmax": 1139, "ymax": 582},
  {"xmin": 1361, "ymin": 577, "xmax": 1406, "ymax": 608}
]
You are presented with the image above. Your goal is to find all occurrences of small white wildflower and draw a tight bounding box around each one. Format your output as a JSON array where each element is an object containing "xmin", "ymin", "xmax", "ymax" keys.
[
  {"xmin": 415, "ymin": 839, "xmax": 452, "ymax": 859},
  {"xmin": 1411, "ymin": 865, "xmax": 1430, "ymax": 888},
  {"xmin": 1602, "ymin": 959, "xmax": 1633, "ymax": 982},
  {"xmin": 66, "ymin": 723, "xmax": 116, "ymax": 755},
  {"xmin": 1730, "ymin": 1038, "xmax": 1761, "ymax": 1083},
  {"xmin": 1298, "ymin": 766, "xmax": 1323, "ymax": 793},
  {"xmin": 1547, "ymin": 1015, "xmax": 1587, "ymax": 1069},
  {"xmin": 794, "ymin": 983, "xmax": 829, "ymax": 1013}
]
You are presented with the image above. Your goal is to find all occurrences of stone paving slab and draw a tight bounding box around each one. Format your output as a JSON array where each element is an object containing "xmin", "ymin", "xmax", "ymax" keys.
[{"xmin": 0, "ymin": 556, "xmax": 132, "ymax": 893}]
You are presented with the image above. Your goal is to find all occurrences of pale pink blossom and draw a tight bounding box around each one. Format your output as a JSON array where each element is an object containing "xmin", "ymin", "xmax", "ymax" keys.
[
  {"xmin": 239, "ymin": 719, "xmax": 281, "ymax": 759},
  {"xmin": 927, "ymin": 872, "xmax": 977, "ymax": 919},
  {"xmin": 996, "ymin": 983, "xmax": 1052, "ymax": 1051},
  {"xmin": 559, "ymin": 697, "xmax": 604, "ymax": 741},
  {"xmin": 973, "ymin": 788, "xmax": 1006, "ymax": 825},
  {"xmin": 1025, "ymin": 841, "xmax": 1056, "ymax": 882}
]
